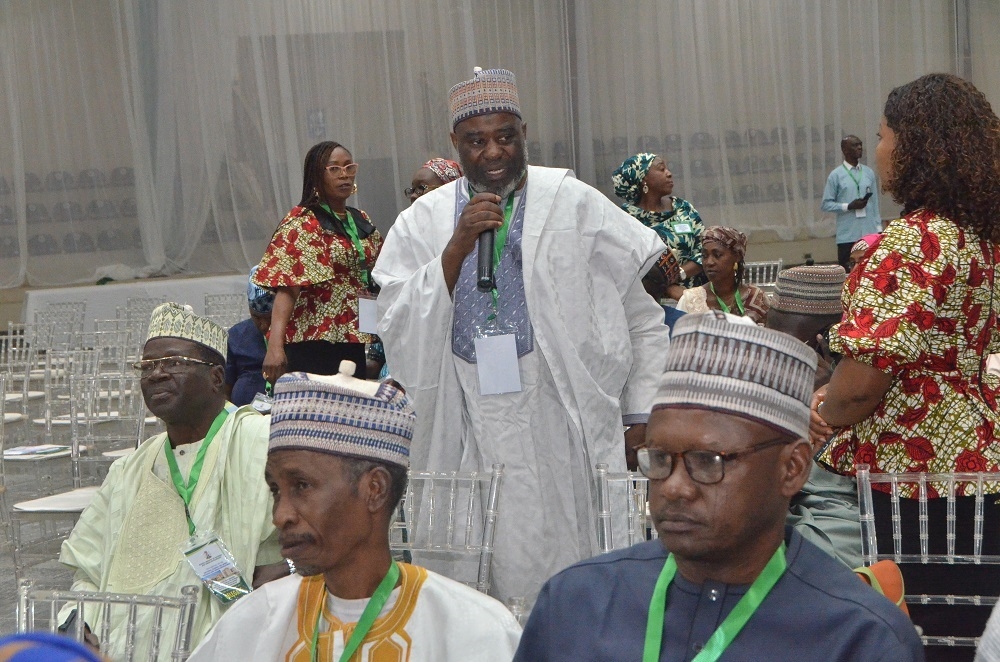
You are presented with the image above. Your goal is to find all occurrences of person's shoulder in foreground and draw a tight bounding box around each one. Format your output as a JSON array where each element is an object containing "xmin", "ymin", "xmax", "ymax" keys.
[{"xmin": 514, "ymin": 529, "xmax": 923, "ymax": 661}]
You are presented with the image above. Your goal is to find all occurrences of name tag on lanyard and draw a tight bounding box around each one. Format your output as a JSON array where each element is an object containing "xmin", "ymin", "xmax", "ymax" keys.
[
  {"xmin": 474, "ymin": 323, "xmax": 521, "ymax": 396},
  {"xmin": 357, "ymin": 293, "xmax": 378, "ymax": 334}
]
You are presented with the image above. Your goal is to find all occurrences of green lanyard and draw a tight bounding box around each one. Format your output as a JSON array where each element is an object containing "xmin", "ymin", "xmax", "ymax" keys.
[
  {"xmin": 163, "ymin": 409, "xmax": 230, "ymax": 536},
  {"xmin": 310, "ymin": 561, "xmax": 400, "ymax": 662},
  {"xmin": 842, "ymin": 164, "xmax": 862, "ymax": 197},
  {"xmin": 709, "ymin": 282, "xmax": 745, "ymax": 316},
  {"xmin": 643, "ymin": 544, "xmax": 786, "ymax": 662},
  {"xmin": 320, "ymin": 204, "xmax": 369, "ymax": 286},
  {"xmin": 262, "ymin": 335, "xmax": 271, "ymax": 395},
  {"xmin": 468, "ymin": 187, "xmax": 516, "ymax": 320}
]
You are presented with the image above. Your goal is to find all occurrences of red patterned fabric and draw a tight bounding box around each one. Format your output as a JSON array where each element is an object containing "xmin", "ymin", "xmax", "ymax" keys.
[
  {"xmin": 253, "ymin": 206, "xmax": 382, "ymax": 344},
  {"xmin": 819, "ymin": 209, "xmax": 1000, "ymax": 495}
]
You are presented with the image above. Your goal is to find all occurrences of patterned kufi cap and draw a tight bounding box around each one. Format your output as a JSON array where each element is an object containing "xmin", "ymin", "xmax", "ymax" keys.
[
  {"xmin": 146, "ymin": 302, "xmax": 227, "ymax": 361},
  {"xmin": 449, "ymin": 67, "xmax": 522, "ymax": 129},
  {"xmin": 703, "ymin": 226, "xmax": 748, "ymax": 262},
  {"xmin": 269, "ymin": 362, "xmax": 414, "ymax": 468},
  {"xmin": 653, "ymin": 311, "xmax": 817, "ymax": 439},
  {"xmin": 422, "ymin": 157, "xmax": 463, "ymax": 184},
  {"xmin": 771, "ymin": 265, "xmax": 846, "ymax": 316},
  {"xmin": 246, "ymin": 266, "xmax": 275, "ymax": 315},
  {"xmin": 612, "ymin": 153, "xmax": 657, "ymax": 204}
]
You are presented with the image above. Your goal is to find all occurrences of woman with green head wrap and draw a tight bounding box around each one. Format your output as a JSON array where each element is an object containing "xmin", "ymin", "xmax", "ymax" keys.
[{"xmin": 612, "ymin": 153, "xmax": 704, "ymax": 300}]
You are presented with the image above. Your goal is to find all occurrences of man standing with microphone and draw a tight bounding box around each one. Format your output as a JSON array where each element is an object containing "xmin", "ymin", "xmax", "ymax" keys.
[{"xmin": 373, "ymin": 67, "xmax": 670, "ymax": 610}]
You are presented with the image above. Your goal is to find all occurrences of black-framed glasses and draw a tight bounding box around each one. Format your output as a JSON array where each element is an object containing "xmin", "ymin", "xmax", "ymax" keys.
[
  {"xmin": 131, "ymin": 355, "xmax": 219, "ymax": 378},
  {"xmin": 404, "ymin": 183, "xmax": 437, "ymax": 197},
  {"xmin": 325, "ymin": 163, "xmax": 359, "ymax": 177},
  {"xmin": 637, "ymin": 437, "xmax": 793, "ymax": 485}
]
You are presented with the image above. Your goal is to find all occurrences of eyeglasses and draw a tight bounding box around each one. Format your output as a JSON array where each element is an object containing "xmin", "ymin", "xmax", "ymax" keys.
[
  {"xmin": 325, "ymin": 163, "xmax": 359, "ymax": 177},
  {"xmin": 404, "ymin": 183, "xmax": 436, "ymax": 197},
  {"xmin": 637, "ymin": 437, "xmax": 793, "ymax": 485},
  {"xmin": 131, "ymin": 355, "xmax": 219, "ymax": 377}
]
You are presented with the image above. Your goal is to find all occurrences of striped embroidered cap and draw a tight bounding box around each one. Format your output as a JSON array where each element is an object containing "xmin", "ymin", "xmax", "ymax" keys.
[
  {"xmin": 771, "ymin": 264, "xmax": 846, "ymax": 316},
  {"xmin": 269, "ymin": 364, "xmax": 414, "ymax": 468},
  {"xmin": 146, "ymin": 302, "xmax": 227, "ymax": 361},
  {"xmin": 449, "ymin": 67, "xmax": 522, "ymax": 129},
  {"xmin": 652, "ymin": 311, "xmax": 817, "ymax": 439}
]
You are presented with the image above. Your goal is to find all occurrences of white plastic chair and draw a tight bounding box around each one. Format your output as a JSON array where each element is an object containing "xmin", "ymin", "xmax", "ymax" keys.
[
  {"xmin": 390, "ymin": 463, "xmax": 504, "ymax": 594},
  {"xmin": 743, "ymin": 259, "xmax": 783, "ymax": 290},
  {"xmin": 18, "ymin": 579, "xmax": 199, "ymax": 661},
  {"xmin": 857, "ymin": 464, "xmax": 1000, "ymax": 648},
  {"xmin": 595, "ymin": 462, "xmax": 657, "ymax": 554},
  {"xmin": 204, "ymin": 292, "xmax": 246, "ymax": 328}
]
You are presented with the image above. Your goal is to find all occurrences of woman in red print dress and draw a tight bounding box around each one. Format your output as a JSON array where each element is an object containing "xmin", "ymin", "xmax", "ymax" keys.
[
  {"xmin": 811, "ymin": 74, "xmax": 1000, "ymax": 656},
  {"xmin": 253, "ymin": 141, "xmax": 381, "ymax": 380}
]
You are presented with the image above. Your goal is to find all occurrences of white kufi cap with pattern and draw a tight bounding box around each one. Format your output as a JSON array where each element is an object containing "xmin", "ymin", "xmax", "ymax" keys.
[
  {"xmin": 653, "ymin": 311, "xmax": 817, "ymax": 439},
  {"xmin": 269, "ymin": 362, "xmax": 414, "ymax": 468},
  {"xmin": 146, "ymin": 302, "xmax": 227, "ymax": 360}
]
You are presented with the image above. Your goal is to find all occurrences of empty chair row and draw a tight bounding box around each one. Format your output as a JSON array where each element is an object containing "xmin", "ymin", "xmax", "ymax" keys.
[
  {"xmin": 0, "ymin": 229, "xmax": 142, "ymax": 258},
  {"xmin": 0, "ymin": 167, "xmax": 134, "ymax": 195},
  {"xmin": 0, "ymin": 199, "xmax": 138, "ymax": 225}
]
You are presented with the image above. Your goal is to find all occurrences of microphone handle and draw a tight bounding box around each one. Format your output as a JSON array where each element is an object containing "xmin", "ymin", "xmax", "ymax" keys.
[{"xmin": 477, "ymin": 229, "xmax": 496, "ymax": 292}]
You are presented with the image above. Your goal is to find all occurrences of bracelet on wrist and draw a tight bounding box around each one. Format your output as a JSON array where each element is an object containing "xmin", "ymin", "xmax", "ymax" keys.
[{"xmin": 286, "ymin": 557, "xmax": 297, "ymax": 575}]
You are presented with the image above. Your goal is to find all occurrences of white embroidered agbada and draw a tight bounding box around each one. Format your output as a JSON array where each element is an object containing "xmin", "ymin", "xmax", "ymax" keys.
[
  {"xmin": 372, "ymin": 166, "xmax": 670, "ymax": 606},
  {"xmin": 59, "ymin": 405, "xmax": 281, "ymax": 660},
  {"xmin": 189, "ymin": 564, "xmax": 521, "ymax": 661}
]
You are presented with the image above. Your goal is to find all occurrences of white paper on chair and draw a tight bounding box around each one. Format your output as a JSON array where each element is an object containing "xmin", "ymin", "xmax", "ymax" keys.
[
  {"xmin": 4, "ymin": 444, "xmax": 71, "ymax": 458},
  {"xmin": 13, "ymin": 486, "xmax": 100, "ymax": 513},
  {"xmin": 4, "ymin": 391, "xmax": 44, "ymax": 403}
]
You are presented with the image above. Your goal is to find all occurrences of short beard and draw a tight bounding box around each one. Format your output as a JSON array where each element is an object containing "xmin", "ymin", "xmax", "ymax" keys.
[{"xmin": 465, "ymin": 145, "xmax": 530, "ymax": 199}]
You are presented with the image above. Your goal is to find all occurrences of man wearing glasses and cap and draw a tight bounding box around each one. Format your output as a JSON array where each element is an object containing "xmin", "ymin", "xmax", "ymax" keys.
[
  {"xmin": 59, "ymin": 303, "xmax": 285, "ymax": 659},
  {"xmin": 515, "ymin": 312, "xmax": 921, "ymax": 661}
]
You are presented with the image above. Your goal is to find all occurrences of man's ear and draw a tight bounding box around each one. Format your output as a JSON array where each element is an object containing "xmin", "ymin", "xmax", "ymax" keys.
[
  {"xmin": 521, "ymin": 122, "xmax": 528, "ymax": 141},
  {"xmin": 210, "ymin": 364, "xmax": 226, "ymax": 392},
  {"xmin": 780, "ymin": 439, "xmax": 814, "ymax": 499},
  {"xmin": 364, "ymin": 466, "xmax": 392, "ymax": 514},
  {"xmin": 450, "ymin": 131, "xmax": 459, "ymax": 151}
]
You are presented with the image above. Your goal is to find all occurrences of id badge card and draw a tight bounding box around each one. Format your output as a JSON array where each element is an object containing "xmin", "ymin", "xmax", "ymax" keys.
[
  {"xmin": 250, "ymin": 392, "xmax": 273, "ymax": 414},
  {"xmin": 181, "ymin": 531, "xmax": 251, "ymax": 604},
  {"xmin": 358, "ymin": 292, "xmax": 379, "ymax": 334},
  {"xmin": 474, "ymin": 321, "xmax": 522, "ymax": 396},
  {"xmin": 671, "ymin": 221, "xmax": 692, "ymax": 234},
  {"xmin": 855, "ymin": 207, "xmax": 867, "ymax": 218}
]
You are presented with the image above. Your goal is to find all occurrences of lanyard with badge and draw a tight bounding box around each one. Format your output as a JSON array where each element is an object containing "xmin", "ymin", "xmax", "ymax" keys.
[
  {"xmin": 642, "ymin": 544, "xmax": 786, "ymax": 662},
  {"xmin": 471, "ymin": 187, "xmax": 522, "ymax": 396},
  {"xmin": 842, "ymin": 165, "xmax": 871, "ymax": 218},
  {"xmin": 310, "ymin": 561, "xmax": 400, "ymax": 662},
  {"xmin": 171, "ymin": 409, "xmax": 253, "ymax": 604},
  {"xmin": 320, "ymin": 204, "xmax": 379, "ymax": 336}
]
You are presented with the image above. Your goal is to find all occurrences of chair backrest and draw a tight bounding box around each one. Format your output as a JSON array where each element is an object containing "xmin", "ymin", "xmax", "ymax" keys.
[
  {"xmin": 595, "ymin": 463, "xmax": 656, "ymax": 554},
  {"xmin": 18, "ymin": 580, "xmax": 199, "ymax": 662},
  {"xmin": 743, "ymin": 260, "xmax": 783, "ymax": 289},
  {"xmin": 857, "ymin": 464, "xmax": 1000, "ymax": 648},
  {"xmin": 68, "ymin": 374, "xmax": 144, "ymax": 487},
  {"xmin": 35, "ymin": 302, "xmax": 87, "ymax": 350},
  {"xmin": 204, "ymin": 293, "xmax": 246, "ymax": 328},
  {"xmin": 390, "ymin": 463, "xmax": 503, "ymax": 594}
]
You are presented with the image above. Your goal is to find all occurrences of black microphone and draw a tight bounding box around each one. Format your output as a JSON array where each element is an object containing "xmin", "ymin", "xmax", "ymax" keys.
[{"xmin": 477, "ymin": 228, "xmax": 495, "ymax": 292}]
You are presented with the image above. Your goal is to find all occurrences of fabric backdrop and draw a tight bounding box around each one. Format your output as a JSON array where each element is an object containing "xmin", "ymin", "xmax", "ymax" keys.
[{"xmin": 0, "ymin": 0, "xmax": 994, "ymax": 287}]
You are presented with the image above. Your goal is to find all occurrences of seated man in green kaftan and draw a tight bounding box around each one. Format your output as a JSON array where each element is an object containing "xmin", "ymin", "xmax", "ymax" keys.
[{"xmin": 58, "ymin": 303, "xmax": 286, "ymax": 659}]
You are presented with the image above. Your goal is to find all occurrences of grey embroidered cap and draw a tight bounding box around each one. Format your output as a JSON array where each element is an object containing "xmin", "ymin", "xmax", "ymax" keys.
[{"xmin": 652, "ymin": 311, "xmax": 817, "ymax": 439}]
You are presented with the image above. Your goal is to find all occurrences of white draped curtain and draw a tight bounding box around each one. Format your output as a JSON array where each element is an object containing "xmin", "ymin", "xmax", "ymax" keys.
[{"xmin": 0, "ymin": 0, "xmax": 992, "ymax": 288}]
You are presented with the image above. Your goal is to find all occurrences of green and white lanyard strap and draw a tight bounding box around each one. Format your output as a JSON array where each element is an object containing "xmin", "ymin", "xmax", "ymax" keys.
[
  {"xmin": 468, "ymin": 187, "xmax": 516, "ymax": 321},
  {"xmin": 163, "ymin": 409, "xmax": 230, "ymax": 536},
  {"xmin": 642, "ymin": 544, "xmax": 787, "ymax": 662},
  {"xmin": 310, "ymin": 560, "xmax": 400, "ymax": 662},
  {"xmin": 320, "ymin": 204, "xmax": 369, "ymax": 287},
  {"xmin": 842, "ymin": 164, "xmax": 862, "ymax": 197},
  {"xmin": 710, "ymin": 282, "xmax": 745, "ymax": 316}
]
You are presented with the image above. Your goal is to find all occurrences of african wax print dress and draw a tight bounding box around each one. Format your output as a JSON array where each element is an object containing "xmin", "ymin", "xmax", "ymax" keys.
[
  {"xmin": 253, "ymin": 205, "xmax": 382, "ymax": 345},
  {"xmin": 818, "ymin": 209, "xmax": 1000, "ymax": 495},
  {"xmin": 622, "ymin": 197, "xmax": 704, "ymax": 278}
]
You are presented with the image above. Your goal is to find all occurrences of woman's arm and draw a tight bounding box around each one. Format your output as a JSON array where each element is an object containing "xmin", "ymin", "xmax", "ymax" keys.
[
  {"xmin": 262, "ymin": 286, "xmax": 299, "ymax": 383},
  {"xmin": 818, "ymin": 357, "xmax": 893, "ymax": 427}
]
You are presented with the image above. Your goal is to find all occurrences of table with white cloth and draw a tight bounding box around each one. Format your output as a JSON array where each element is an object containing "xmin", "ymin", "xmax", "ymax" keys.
[{"xmin": 21, "ymin": 273, "xmax": 247, "ymax": 331}]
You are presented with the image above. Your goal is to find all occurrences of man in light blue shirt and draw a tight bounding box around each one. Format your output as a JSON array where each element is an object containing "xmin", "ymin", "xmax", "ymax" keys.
[{"xmin": 821, "ymin": 135, "xmax": 881, "ymax": 268}]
